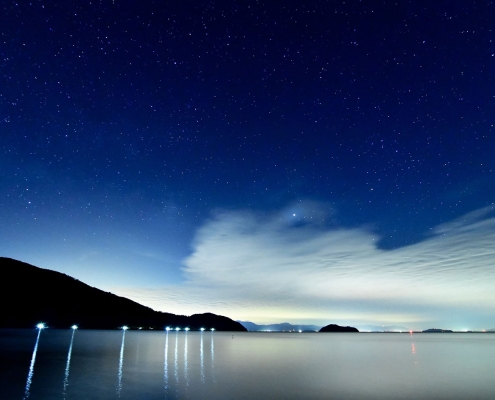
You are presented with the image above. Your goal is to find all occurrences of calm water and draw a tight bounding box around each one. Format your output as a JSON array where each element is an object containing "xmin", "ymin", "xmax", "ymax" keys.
[{"xmin": 1, "ymin": 329, "xmax": 494, "ymax": 399}]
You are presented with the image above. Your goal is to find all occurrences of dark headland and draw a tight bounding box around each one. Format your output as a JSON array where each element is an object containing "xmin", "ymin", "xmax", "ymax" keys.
[
  {"xmin": 319, "ymin": 324, "xmax": 359, "ymax": 332},
  {"xmin": 0, "ymin": 257, "xmax": 246, "ymax": 331},
  {"xmin": 422, "ymin": 328, "xmax": 454, "ymax": 333}
]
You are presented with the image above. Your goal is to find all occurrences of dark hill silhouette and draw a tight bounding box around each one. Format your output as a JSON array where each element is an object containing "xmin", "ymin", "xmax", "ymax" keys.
[
  {"xmin": 319, "ymin": 324, "xmax": 359, "ymax": 332},
  {"xmin": 0, "ymin": 257, "xmax": 246, "ymax": 331},
  {"xmin": 422, "ymin": 328, "xmax": 453, "ymax": 333}
]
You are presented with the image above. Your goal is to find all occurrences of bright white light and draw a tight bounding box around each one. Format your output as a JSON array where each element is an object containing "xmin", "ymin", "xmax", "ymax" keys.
[
  {"xmin": 298, "ymin": 330, "xmax": 302, "ymax": 333},
  {"xmin": 71, "ymin": 325, "xmax": 78, "ymax": 330},
  {"xmin": 36, "ymin": 323, "xmax": 46, "ymax": 329},
  {"xmin": 210, "ymin": 328, "xmax": 215, "ymax": 331},
  {"xmin": 200, "ymin": 327, "xmax": 205, "ymax": 331},
  {"xmin": 175, "ymin": 327, "xmax": 180, "ymax": 331},
  {"xmin": 122, "ymin": 325, "xmax": 129, "ymax": 331},
  {"xmin": 185, "ymin": 327, "xmax": 190, "ymax": 331},
  {"xmin": 165, "ymin": 327, "xmax": 171, "ymax": 331}
]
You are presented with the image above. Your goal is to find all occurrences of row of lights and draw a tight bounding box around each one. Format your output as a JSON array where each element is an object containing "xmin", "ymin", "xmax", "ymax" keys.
[
  {"xmin": 37, "ymin": 323, "xmax": 78, "ymax": 330},
  {"xmin": 126, "ymin": 326, "xmax": 216, "ymax": 331},
  {"xmin": 165, "ymin": 327, "xmax": 215, "ymax": 332},
  {"xmin": 36, "ymin": 323, "xmax": 214, "ymax": 332}
]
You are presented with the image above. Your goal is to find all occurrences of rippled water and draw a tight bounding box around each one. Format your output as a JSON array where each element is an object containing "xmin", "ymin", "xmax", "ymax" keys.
[{"xmin": 1, "ymin": 329, "xmax": 494, "ymax": 399}]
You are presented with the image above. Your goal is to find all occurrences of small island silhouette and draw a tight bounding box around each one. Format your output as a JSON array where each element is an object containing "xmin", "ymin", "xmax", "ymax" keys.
[
  {"xmin": 0, "ymin": 257, "xmax": 246, "ymax": 331},
  {"xmin": 422, "ymin": 328, "xmax": 453, "ymax": 333},
  {"xmin": 319, "ymin": 324, "xmax": 359, "ymax": 333}
]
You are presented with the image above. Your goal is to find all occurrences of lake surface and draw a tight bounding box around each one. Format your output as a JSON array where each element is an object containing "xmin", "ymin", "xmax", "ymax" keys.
[{"xmin": 1, "ymin": 329, "xmax": 494, "ymax": 399}]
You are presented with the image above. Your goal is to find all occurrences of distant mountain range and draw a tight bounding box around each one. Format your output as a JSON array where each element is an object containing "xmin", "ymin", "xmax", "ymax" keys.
[
  {"xmin": 237, "ymin": 321, "xmax": 322, "ymax": 332},
  {"xmin": 0, "ymin": 257, "xmax": 246, "ymax": 331},
  {"xmin": 356, "ymin": 325, "xmax": 409, "ymax": 332}
]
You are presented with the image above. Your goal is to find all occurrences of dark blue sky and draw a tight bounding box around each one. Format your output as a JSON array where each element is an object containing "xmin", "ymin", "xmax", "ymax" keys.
[{"xmin": 2, "ymin": 1, "xmax": 495, "ymax": 329}]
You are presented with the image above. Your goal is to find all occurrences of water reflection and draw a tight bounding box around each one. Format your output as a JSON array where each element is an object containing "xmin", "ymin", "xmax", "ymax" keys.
[
  {"xmin": 174, "ymin": 330, "xmax": 179, "ymax": 398},
  {"xmin": 164, "ymin": 331, "xmax": 169, "ymax": 395},
  {"xmin": 63, "ymin": 327, "xmax": 77, "ymax": 398},
  {"xmin": 200, "ymin": 332, "xmax": 205, "ymax": 383},
  {"xmin": 23, "ymin": 328, "xmax": 42, "ymax": 400},
  {"xmin": 410, "ymin": 331, "xmax": 418, "ymax": 366},
  {"xmin": 162, "ymin": 330, "xmax": 216, "ymax": 397},
  {"xmin": 210, "ymin": 331, "xmax": 216, "ymax": 383},
  {"xmin": 184, "ymin": 331, "xmax": 189, "ymax": 396},
  {"xmin": 6, "ymin": 331, "xmax": 495, "ymax": 399},
  {"xmin": 116, "ymin": 329, "xmax": 126, "ymax": 397}
]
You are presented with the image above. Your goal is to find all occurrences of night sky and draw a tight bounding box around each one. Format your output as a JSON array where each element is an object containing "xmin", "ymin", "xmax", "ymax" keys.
[{"xmin": 2, "ymin": 0, "xmax": 495, "ymax": 330}]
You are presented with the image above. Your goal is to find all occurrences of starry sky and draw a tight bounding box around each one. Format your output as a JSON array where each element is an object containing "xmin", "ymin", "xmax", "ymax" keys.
[{"xmin": 2, "ymin": 0, "xmax": 495, "ymax": 330}]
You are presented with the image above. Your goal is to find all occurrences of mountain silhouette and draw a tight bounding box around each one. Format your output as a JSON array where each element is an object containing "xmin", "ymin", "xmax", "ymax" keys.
[{"xmin": 0, "ymin": 257, "xmax": 246, "ymax": 331}]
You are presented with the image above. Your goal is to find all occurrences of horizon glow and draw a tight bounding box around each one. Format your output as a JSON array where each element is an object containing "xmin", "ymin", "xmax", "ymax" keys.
[{"xmin": 114, "ymin": 205, "xmax": 495, "ymax": 331}]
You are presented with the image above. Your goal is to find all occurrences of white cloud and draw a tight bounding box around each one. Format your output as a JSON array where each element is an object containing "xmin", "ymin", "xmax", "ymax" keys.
[{"xmin": 115, "ymin": 204, "xmax": 495, "ymax": 329}]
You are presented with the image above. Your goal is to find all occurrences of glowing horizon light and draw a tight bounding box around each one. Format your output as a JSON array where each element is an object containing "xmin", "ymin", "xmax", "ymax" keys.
[
  {"xmin": 185, "ymin": 327, "xmax": 190, "ymax": 331},
  {"xmin": 71, "ymin": 325, "xmax": 78, "ymax": 330},
  {"xmin": 210, "ymin": 328, "xmax": 215, "ymax": 331},
  {"xmin": 36, "ymin": 323, "xmax": 46, "ymax": 329},
  {"xmin": 122, "ymin": 325, "xmax": 129, "ymax": 330},
  {"xmin": 165, "ymin": 327, "xmax": 171, "ymax": 331},
  {"xmin": 200, "ymin": 327, "xmax": 205, "ymax": 331},
  {"xmin": 298, "ymin": 330, "xmax": 302, "ymax": 333},
  {"xmin": 175, "ymin": 327, "xmax": 180, "ymax": 331}
]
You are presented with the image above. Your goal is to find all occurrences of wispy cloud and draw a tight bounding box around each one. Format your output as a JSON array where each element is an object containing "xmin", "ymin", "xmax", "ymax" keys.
[{"xmin": 115, "ymin": 204, "xmax": 495, "ymax": 329}]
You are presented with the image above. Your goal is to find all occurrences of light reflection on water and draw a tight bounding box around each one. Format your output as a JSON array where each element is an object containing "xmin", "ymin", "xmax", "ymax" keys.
[
  {"xmin": 116, "ymin": 329, "xmax": 126, "ymax": 397},
  {"xmin": 23, "ymin": 328, "xmax": 42, "ymax": 400},
  {"xmin": 163, "ymin": 331, "xmax": 169, "ymax": 395},
  {"xmin": 410, "ymin": 331, "xmax": 418, "ymax": 368},
  {"xmin": 184, "ymin": 330, "xmax": 189, "ymax": 395},
  {"xmin": 6, "ymin": 331, "xmax": 495, "ymax": 399},
  {"xmin": 200, "ymin": 331, "xmax": 205, "ymax": 383},
  {"xmin": 174, "ymin": 330, "xmax": 179, "ymax": 391},
  {"xmin": 210, "ymin": 330, "xmax": 216, "ymax": 384},
  {"xmin": 62, "ymin": 328, "xmax": 76, "ymax": 398}
]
